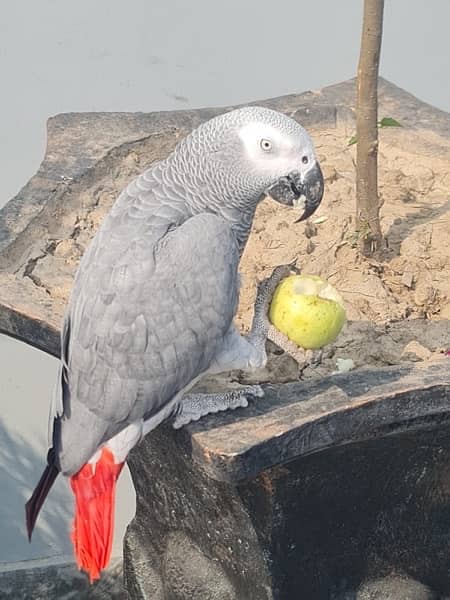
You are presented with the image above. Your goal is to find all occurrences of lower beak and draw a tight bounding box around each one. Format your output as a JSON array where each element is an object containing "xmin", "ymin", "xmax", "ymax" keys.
[{"xmin": 266, "ymin": 161, "xmax": 324, "ymax": 222}]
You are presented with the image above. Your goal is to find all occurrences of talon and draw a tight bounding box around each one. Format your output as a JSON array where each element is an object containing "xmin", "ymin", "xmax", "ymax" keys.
[
  {"xmin": 305, "ymin": 349, "xmax": 323, "ymax": 366},
  {"xmin": 229, "ymin": 393, "xmax": 249, "ymax": 409},
  {"xmin": 288, "ymin": 261, "xmax": 301, "ymax": 275},
  {"xmin": 250, "ymin": 385, "xmax": 264, "ymax": 398}
]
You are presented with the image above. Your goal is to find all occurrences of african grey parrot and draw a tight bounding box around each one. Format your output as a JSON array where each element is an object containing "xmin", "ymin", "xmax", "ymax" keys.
[{"xmin": 25, "ymin": 106, "xmax": 324, "ymax": 581}]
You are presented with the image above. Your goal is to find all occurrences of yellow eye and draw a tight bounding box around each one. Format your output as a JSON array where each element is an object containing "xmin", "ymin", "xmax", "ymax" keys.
[{"xmin": 260, "ymin": 139, "xmax": 272, "ymax": 151}]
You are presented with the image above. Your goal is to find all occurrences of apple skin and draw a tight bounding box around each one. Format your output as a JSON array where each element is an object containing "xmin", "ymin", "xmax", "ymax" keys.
[{"xmin": 268, "ymin": 274, "xmax": 346, "ymax": 350}]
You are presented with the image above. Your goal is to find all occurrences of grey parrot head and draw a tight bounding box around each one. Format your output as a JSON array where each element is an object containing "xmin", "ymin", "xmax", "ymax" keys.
[{"xmin": 175, "ymin": 106, "xmax": 324, "ymax": 222}]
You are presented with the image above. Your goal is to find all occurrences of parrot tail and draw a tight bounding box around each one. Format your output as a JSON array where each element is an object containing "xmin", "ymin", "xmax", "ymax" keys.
[
  {"xmin": 25, "ymin": 449, "xmax": 59, "ymax": 541},
  {"xmin": 70, "ymin": 447, "xmax": 124, "ymax": 583}
]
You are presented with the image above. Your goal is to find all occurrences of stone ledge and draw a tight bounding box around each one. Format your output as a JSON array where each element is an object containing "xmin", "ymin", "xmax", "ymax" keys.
[
  {"xmin": 0, "ymin": 558, "xmax": 125, "ymax": 599},
  {"xmin": 186, "ymin": 360, "xmax": 450, "ymax": 482},
  {"xmin": 121, "ymin": 358, "xmax": 450, "ymax": 599}
]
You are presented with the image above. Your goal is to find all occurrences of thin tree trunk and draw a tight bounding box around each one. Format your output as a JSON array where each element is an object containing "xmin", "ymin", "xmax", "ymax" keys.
[{"xmin": 356, "ymin": 0, "xmax": 385, "ymax": 255}]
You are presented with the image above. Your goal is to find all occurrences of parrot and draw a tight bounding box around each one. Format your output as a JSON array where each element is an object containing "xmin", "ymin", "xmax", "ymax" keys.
[{"xmin": 25, "ymin": 106, "xmax": 324, "ymax": 582}]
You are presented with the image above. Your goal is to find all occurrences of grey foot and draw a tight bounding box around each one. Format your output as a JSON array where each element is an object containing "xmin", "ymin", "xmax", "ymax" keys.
[
  {"xmin": 172, "ymin": 385, "xmax": 264, "ymax": 429},
  {"xmin": 249, "ymin": 263, "xmax": 325, "ymax": 370},
  {"xmin": 249, "ymin": 263, "xmax": 298, "ymax": 344},
  {"xmin": 268, "ymin": 325, "xmax": 325, "ymax": 370}
]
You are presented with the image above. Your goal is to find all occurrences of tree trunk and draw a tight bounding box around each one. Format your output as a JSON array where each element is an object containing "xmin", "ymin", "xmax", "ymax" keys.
[{"xmin": 356, "ymin": 0, "xmax": 385, "ymax": 255}]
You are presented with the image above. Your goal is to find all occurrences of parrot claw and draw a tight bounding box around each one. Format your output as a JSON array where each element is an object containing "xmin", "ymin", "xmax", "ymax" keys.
[
  {"xmin": 250, "ymin": 263, "xmax": 327, "ymax": 373},
  {"xmin": 250, "ymin": 263, "xmax": 300, "ymax": 342},
  {"xmin": 172, "ymin": 385, "xmax": 264, "ymax": 429},
  {"xmin": 245, "ymin": 384, "xmax": 264, "ymax": 398},
  {"xmin": 304, "ymin": 348, "xmax": 324, "ymax": 368},
  {"xmin": 267, "ymin": 325, "xmax": 324, "ymax": 370},
  {"xmin": 256, "ymin": 263, "xmax": 299, "ymax": 306}
]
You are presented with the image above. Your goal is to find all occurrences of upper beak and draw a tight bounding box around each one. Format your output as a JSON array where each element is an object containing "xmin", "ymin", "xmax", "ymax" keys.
[{"xmin": 266, "ymin": 161, "xmax": 324, "ymax": 222}]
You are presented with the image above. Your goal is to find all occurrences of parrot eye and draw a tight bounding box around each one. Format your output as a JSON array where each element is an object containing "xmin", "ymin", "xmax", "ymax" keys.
[
  {"xmin": 260, "ymin": 139, "xmax": 272, "ymax": 152},
  {"xmin": 302, "ymin": 155, "xmax": 309, "ymax": 164}
]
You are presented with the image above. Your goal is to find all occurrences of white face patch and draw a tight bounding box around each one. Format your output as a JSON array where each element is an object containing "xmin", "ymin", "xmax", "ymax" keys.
[{"xmin": 238, "ymin": 122, "xmax": 296, "ymax": 172}]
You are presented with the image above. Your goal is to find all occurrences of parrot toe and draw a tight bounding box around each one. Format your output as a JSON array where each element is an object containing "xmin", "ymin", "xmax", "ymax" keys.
[{"xmin": 172, "ymin": 385, "xmax": 264, "ymax": 429}]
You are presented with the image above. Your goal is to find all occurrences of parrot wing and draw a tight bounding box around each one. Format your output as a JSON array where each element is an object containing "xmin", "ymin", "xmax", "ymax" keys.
[{"xmin": 53, "ymin": 184, "xmax": 240, "ymax": 474}]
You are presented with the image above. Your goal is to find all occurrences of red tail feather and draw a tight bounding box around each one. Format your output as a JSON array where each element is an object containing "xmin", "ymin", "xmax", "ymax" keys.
[{"xmin": 70, "ymin": 447, "xmax": 124, "ymax": 582}]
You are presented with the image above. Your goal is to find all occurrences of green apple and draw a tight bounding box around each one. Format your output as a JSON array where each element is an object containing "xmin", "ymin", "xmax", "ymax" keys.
[{"xmin": 269, "ymin": 274, "xmax": 346, "ymax": 350}]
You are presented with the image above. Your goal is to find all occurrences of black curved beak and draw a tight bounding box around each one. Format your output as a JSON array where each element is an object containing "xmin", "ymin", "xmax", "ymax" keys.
[{"xmin": 266, "ymin": 161, "xmax": 324, "ymax": 222}]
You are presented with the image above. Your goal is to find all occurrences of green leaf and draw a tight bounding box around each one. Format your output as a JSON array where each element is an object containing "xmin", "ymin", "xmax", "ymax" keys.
[
  {"xmin": 378, "ymin": 117, "xmax": 402, "ymax": 128},
  {"xmin": 347, "ymin": 117, "xmax": 402, "ymax": 145}
]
